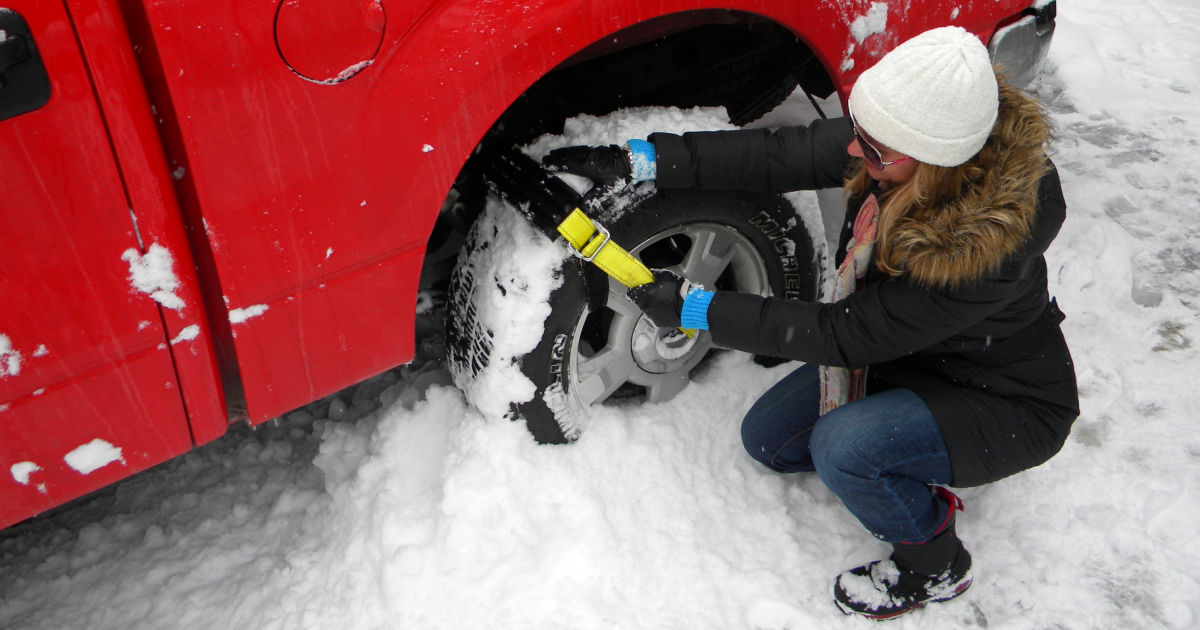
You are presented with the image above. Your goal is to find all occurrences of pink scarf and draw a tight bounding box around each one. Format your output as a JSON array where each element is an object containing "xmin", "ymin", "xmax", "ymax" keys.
[{"xmin": 819, "ymin": 193, "xmax": 878, "ymax": 415}]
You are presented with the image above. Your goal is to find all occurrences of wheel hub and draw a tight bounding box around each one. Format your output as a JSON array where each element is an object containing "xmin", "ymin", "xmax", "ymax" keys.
[{"xmin": 630, "ymin": 315, "xmax": 703, "ymax": 374}]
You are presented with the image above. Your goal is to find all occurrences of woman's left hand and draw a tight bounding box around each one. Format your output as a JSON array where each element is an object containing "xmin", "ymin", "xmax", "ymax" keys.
[{"xmin": 627, "ymin": 269, "xmax": 687, "ymax": 328}]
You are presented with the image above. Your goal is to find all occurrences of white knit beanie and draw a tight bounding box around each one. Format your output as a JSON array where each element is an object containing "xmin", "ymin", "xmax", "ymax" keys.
[{"xmin": 847, "ymin": 26, "xmax": 998, "ymax": 167}]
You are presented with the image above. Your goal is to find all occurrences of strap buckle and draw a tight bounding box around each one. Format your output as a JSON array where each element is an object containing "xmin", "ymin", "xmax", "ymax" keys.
[{"xmin": 571, "ymin": 222, "xmax": 611, "ymax": 262}]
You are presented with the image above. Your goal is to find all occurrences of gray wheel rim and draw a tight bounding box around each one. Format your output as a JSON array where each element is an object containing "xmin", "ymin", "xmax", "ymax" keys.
[{"xmin": 566, "ymin": 221, "xmax": 771, "ymax": 407}]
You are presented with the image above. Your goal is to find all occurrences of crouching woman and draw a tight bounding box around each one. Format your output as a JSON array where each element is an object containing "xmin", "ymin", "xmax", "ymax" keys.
[{"xmin": 546, "ymin": 26, "xmax": 1079, "ymax": 620}]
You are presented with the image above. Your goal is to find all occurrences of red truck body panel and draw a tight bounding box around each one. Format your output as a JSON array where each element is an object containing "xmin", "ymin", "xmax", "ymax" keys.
[
  {"xmin": 0, "ymin": 0, "xmax": 197, "ymax": 525},
  {"xmin": 0, "ymin": 0, "xmax": 1035, "ymax": 529}
]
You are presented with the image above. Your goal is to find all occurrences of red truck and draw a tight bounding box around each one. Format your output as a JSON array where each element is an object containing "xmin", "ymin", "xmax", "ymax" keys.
[{"xmin": 0, "ymin": 0, "xmax": 1055, "ymax": 529}]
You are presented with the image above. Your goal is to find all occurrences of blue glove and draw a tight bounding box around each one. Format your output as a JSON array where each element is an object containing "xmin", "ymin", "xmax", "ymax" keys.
[{"xmin": 625, "ymin": 139, "xmax": 657, "ymax": 181}]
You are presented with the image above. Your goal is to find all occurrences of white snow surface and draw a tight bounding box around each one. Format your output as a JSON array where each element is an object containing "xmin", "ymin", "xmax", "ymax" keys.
[
  {"xmin": 169, "ymin": 325, "xmax": 200, "ymax": 346},
  {"xmin": 228, "ymin": 304, "xmax": 269, "ymax": 324},
  {"xmin": 316, "ymin": 59, "xmax": 373, "ymax": 86},
  {"xmin": 850, "ymin": 2, "xmax": 889, "ymax": 44},
  {"xmin": 62, "ymin": 440, "xmax": 124, "ymax": 476},
  {"xmin": 10, "ymin": 462, "xmax": 41, "ymax": 486},
  {"xmin": 0, "ymin": 334, "xmax": 20, "ymax": 378},
  {"xmin": 121, "ymin": 243, "xmax": 184, "ymax": 311},
  {"xmin": 3, "ymin": 1, "xmax": 1200, "ymax": 629}
]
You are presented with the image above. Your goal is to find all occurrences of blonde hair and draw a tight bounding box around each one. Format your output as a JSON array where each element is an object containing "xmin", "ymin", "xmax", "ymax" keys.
[
  {"xmin": 843, "ymin": 76, "xmax": 1050, "ymax": 285},
  {"xmin": 844, "ymin": 159, "xmax": 986, "ymax": 278}
]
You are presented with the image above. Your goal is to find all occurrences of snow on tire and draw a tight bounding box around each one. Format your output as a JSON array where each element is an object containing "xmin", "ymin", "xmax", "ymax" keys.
[{"xmin": 446, "ymin": 182, "xmax": 820, "ymax": 444}]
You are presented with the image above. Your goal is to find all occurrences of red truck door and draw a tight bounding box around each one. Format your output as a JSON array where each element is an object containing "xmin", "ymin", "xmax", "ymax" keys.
[{"xmin": 0, "ymin": 4, "xmax": 193, "ymax": 528}]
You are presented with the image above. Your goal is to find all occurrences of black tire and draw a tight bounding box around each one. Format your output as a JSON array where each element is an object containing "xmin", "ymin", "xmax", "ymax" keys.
[{"xmin": 446, "ymin": 183, "xmax": 820, "ymax": 444}]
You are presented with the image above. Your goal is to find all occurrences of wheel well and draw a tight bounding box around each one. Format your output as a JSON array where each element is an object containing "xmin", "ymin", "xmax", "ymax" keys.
[
  {"xmin": 502, "ymin": 10, "xmax": 834, "ymax": 142},
  {"xmin": 420, "ymin": 10, "xmax": 835, "ymax": 288}
]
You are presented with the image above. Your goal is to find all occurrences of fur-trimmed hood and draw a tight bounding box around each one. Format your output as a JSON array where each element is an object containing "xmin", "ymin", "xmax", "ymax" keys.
[{"xmin": 886, "ymin": 82, "xmax": 1053, "ymax": 289}]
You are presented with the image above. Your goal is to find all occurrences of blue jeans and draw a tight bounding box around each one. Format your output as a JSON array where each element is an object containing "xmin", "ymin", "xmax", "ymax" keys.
[{"xmin": 741, "ymin": 363, "xmax": 954, "ymax": 544}]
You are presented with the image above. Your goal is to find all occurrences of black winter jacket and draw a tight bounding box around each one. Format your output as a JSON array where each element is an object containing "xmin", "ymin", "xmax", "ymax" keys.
[{"xmin": 649, "ymin": 108, "xmax": 1079, "ymax": 487}]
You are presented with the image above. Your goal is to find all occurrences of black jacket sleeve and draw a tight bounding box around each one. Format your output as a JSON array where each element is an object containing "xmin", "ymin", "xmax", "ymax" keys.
[
  {"xmin": 649, "ymin": 117, "xmax": 855, "ymax": 193},
  {"xmin": 705, "ymin": 272, "xmax": 1026, "ymax": 368}
]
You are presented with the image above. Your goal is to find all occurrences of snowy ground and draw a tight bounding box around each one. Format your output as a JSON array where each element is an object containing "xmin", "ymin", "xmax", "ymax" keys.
[{"xmin": 3, "ymin": 0, "xmax": 1199, "ymax": 628}]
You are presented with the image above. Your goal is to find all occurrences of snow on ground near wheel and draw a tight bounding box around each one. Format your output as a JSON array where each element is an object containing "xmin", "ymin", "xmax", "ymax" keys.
[{"xmin": 3, "ymin": 0, "xmax": 1200, "ymax": 628}]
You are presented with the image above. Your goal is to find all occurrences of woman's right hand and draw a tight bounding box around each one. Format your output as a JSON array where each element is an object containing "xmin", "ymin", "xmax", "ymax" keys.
[{"xmin": 542, "ymin": 145, "xmax": 632, "ymax": 186}]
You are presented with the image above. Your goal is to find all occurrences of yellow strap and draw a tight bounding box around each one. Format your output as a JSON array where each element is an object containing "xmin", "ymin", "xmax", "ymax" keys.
[
  {"xmin": 557, "ymin": 208, "xmax": 655, "ymax": 288},
  {"xmin": 557, "ymin": 208, "xmax": 695, "ymax": 337}
]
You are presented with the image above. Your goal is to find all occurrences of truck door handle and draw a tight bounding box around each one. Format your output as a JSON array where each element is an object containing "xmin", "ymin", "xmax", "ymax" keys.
[
  {"xmin": 0, "ymin": 33, "xmax": 31, "ymax": 78},
  {"xmin": 0, "ymin": 8, "xmax": 51, "ymax": 122}
]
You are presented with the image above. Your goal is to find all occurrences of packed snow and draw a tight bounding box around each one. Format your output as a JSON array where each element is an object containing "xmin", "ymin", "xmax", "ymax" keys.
[
  {"xmin": 169, "ymin": 325, "xmax": 200, "ymax": 346},
  {"xmin": 9, "ymin": 463, "xmax": 41, "ymax": 487},
  {"xmin": 228, "ymin": 304, "xmax": 269, "ymax": 324},
  {"xmin": 849, "ymin": 3, "xmax": 889, "ymax": 44},
  {"xmin": 121, "ymin": 243, "xmax": 184, "ymax": 311},
  {"xmin": 62, "ymin": 441, "xmax": 124, "ymax": 476},
  {"xmin": 0, "ymin": 334, "xmax": 20, "ymax": 378},
  {"xmin": 3, "ymin": 1, "xmax": 1199, "ymax": 629}
]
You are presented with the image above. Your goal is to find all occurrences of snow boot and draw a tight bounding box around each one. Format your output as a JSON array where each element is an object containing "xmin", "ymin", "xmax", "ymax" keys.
[{"xmin": 833, "ymin": 490, "xmax": 972, "ymax": 620}]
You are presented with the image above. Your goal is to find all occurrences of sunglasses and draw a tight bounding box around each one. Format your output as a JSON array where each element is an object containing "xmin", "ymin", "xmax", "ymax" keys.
[{"xmin": 850, "ymin": 115, "xmax": 914, "ymax": 170}]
